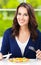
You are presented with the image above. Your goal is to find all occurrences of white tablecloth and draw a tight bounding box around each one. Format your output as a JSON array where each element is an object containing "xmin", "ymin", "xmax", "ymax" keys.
[{"xmin": 0, "ymin": 59, "xmax": 41, "ymax": 65}]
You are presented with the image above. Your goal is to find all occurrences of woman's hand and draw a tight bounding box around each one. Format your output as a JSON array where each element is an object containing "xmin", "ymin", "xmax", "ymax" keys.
[
  {"xmin": 36, "ymin": 49, "xmax": 41, "ymax": 60},
  {"xmin": 0, "ymin": 53, "xmax": 3, "ymax": 60}
]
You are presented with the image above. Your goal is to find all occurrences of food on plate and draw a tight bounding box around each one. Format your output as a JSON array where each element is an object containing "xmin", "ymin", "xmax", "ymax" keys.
[{"xmin": 8, "ymin": 57, "xmax": 29, "ymax": 63}]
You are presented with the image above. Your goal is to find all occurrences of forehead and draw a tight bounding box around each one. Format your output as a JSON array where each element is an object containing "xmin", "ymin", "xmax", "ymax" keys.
[{"xmin": 18, "ymin": 7, "xmax": 28, "ymax": 13}]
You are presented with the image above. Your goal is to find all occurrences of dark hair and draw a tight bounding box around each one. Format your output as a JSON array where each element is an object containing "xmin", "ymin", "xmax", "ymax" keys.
[{"xmin": 12, "ymin": 2, "xmax": 38, "ymax": 41}]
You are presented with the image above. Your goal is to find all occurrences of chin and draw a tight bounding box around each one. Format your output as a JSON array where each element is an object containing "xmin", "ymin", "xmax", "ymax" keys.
[
  {"xmin": 19, "ymin": 24, "xmax": 25, "ymax": 26},
  {"xmin": 19, "ymin": 23, "xmax": 27, "ymax": 26}
]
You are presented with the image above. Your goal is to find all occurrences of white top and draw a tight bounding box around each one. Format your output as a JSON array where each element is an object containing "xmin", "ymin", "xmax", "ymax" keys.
[{"xmin": 15, "ymin": 37, "xmax": 30, "ymax": 56}]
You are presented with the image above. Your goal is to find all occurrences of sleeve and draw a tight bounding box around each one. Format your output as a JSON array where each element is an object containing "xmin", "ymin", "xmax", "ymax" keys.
[
  {"xmin": 0, "ymin": 30, "xmax": 10, "ymax": 55},
  {"xmin": 38, "ymin": 31, "xmax": 41, "ymax": 50}
]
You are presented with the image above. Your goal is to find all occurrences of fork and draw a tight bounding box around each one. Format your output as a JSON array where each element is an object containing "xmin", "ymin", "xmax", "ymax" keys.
[
  {"xmin": 28, "ymin": 46, "xmax": 36, "ymax": 53},
  {"xmin": 3, "ymin": 53, "xmax": 12, "ymax": 59}
]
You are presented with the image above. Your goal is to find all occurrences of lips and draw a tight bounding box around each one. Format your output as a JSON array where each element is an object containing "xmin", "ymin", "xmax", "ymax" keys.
[{"xmin": 19, "ymin": 20, "xmax": 25, "ymax": 23}]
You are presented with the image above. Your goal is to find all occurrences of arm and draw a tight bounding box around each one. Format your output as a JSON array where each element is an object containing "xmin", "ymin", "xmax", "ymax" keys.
[
  {"xmin": 36, "ymin": 31, "xmax": 41, "ymax": 60},
  {"xmin": 1, "ymin": 29, "xmax": 10, "ymax": 55},
  {"xmin": 0, "ymin": 53, "xmax": 3, "ymax": 60}
]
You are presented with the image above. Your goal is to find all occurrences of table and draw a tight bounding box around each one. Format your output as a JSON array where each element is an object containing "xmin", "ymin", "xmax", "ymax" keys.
[{"xmin": 0, "ymin": 59, "xmax": 41, "ymax": 65}]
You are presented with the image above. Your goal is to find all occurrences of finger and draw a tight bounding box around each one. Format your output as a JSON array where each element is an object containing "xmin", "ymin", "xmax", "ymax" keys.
[
  {"xmin": 36, "ymin": 51, "xmax": 41, "ymax": 56},
  {"xmin": 36, "ymin": 55, "xmax": 41, "ymax": 60},
  {"xmin": 36, "ymin": 49, "xmax": 40, "ymax": 53},
  {"xmin": 36, "ymin": 52, "xmax": 41, "ymax": 60},
  {"xmin": 36, "ymin": 53, "xmax": 41, "ymax": 57}
]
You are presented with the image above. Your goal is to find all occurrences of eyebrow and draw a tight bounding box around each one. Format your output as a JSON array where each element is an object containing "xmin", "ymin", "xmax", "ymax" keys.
[
  {"xmin": 17, "ymin": 12, "xmax": 28, "ymax": 15},
  {"xmin": 18, "ymin": 12, "xmax": 28, "ymax": 14}
]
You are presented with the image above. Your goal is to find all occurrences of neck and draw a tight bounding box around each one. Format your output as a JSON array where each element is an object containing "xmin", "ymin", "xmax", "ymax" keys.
[
  {"xmin": 17, "ymin": 26, "xmax": 30, "ymax": 43},
  {"xmin": 19, "ymin": 26, "xmax": 30, "ymax": 33}
]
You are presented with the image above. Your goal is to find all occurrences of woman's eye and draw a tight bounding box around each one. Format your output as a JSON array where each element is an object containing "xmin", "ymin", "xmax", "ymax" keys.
[
  {"xmin": 18, "ymin": 13, "xmax": 21, "ymax": 15},
  {"xmin": 17, "ymin": 13, "xmax": 28, "ymax": 16},
  {"xmin": 24, "ymin": 14, "xmax": 28, "ymax": 16}
]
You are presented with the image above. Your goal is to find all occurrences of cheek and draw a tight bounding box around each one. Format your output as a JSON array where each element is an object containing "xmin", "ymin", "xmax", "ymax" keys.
[
  {"xmin": 17, "ymin": 16, "xmax": 18, "ymax": 20},
  {"xmin": 17, "ymin": 16, "xmax": 20, "ymax": 24},
  {"xmin": 17, "ymin": 15, "xmax": 20, "ymax": 21},
  {"xmin": 25, "ymin": 17, "xmax": 29, "ymax": 22},
  {"xmin": 26, "ymin": 18, "xmax": 29, "ymax": 22}
]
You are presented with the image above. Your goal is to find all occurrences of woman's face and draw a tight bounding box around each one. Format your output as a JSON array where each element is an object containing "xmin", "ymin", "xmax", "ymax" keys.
[{"xmin": 17, "ymin": 7, "xmax": 29, "ymax": 26}]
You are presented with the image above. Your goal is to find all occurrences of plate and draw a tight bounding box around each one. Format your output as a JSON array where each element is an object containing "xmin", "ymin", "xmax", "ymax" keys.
[{"xmin": 8, "ymin": 58, "xmax": 29, "ymax": 63}]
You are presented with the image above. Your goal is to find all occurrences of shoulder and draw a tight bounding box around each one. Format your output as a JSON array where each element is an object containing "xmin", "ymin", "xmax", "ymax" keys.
[
  {"xmin": 36, "ymin": 29, "xmax": 41, "ymax": 42},
  {"xmin": 5, "ymin": 27, "xmax": 12, "ymax": 33},
  {"xmin": 36, "ymin": 30, "xmax": 41, "ymax": 49},
  {"xmin": 37, "ymin": 29, "xmax": 41, "ymax": 37},
  {"xmin": 4, "ymin": 28, "xmax": 12, "ymax": 33},
  {"xmin": 3, "ymin": 27, "xmax": 12, "ymax": 37}
]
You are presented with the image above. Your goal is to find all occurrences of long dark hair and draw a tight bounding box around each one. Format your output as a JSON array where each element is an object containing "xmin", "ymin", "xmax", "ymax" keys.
[{"xmin": 12, "ymin": 2, "xmax": 38, "ymax": 41}]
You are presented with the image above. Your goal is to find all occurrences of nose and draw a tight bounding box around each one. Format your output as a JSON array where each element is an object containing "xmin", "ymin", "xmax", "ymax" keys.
[{"xmin": 20, "ymin": 15, "xmax": 24, "ymax": 19}]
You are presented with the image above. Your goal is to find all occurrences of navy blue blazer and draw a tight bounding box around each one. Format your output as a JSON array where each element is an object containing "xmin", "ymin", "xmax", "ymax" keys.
[{"xmin": 1, "ymin": 28, "xmax": 41, "ymax": 59}]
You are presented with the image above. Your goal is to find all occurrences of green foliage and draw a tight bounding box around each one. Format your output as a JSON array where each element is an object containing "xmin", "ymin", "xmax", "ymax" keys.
[
  {"xmin": 0, "ymin": 0, "xmax": 41, "ymax": 8},
  {"xmin": 6, "ymin": 1, "xmax": 19, "ymax": 8},
  {"xmin": 0, "ymin": 0, "xmax": 20, "ymax": 8},
  {"xmin": 0, "ymin": 19, "xmax": 12, "ymax": 36},
  {"xmin": 26, "ymin": 0, "xmax": 41, "ymax": 8},
  {"xmin": 35, "ymin": 12, "xmax": 41, "ymax": 31}
]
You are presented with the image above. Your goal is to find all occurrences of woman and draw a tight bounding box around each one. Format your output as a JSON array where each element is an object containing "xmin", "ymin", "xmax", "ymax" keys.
[{"xmin": 0, "ymin": 2, "xmax": 41, "ymax": 60}]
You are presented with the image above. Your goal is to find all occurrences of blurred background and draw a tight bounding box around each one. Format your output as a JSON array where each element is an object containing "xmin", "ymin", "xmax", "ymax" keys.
[{"xmin": 0, "ymin": 0, "xmax": 41, "ymax": 37}]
